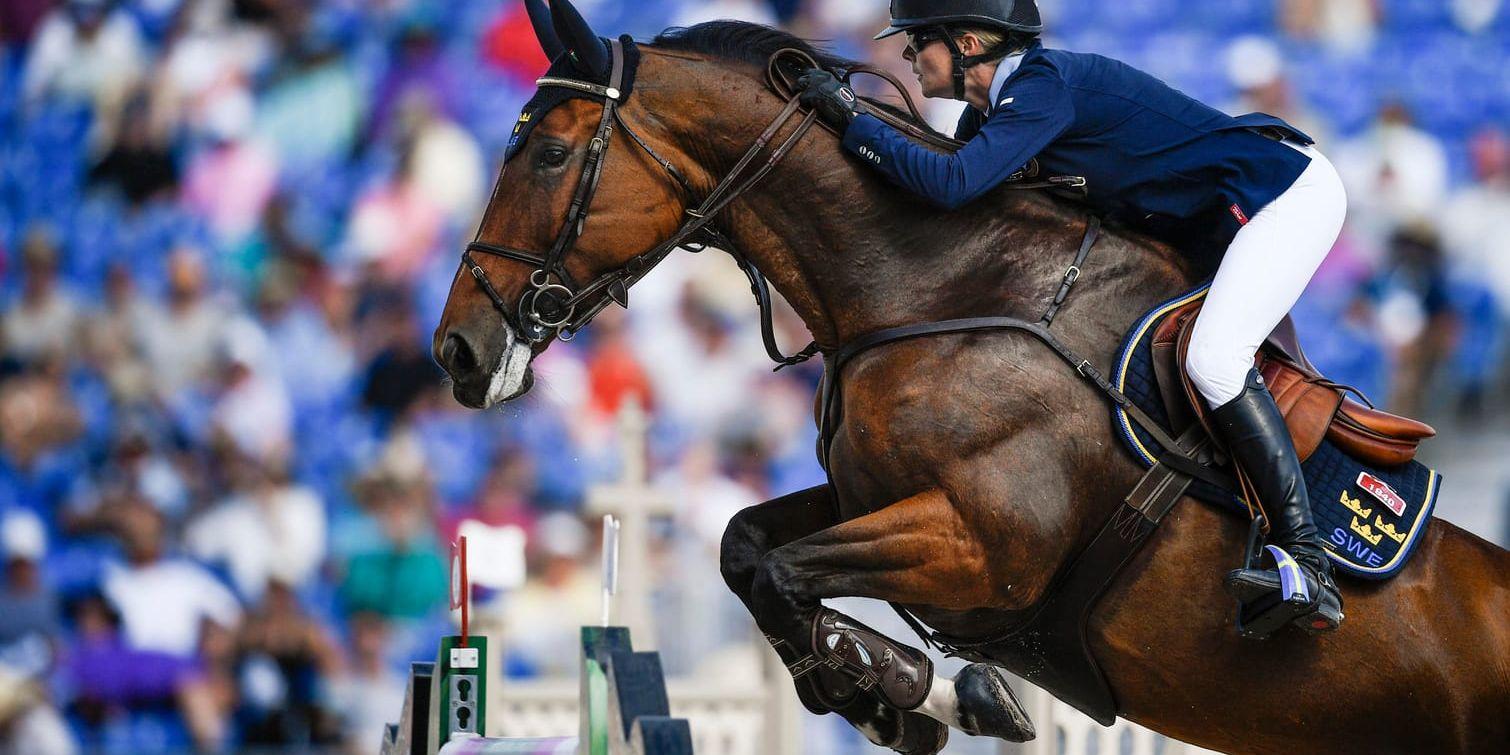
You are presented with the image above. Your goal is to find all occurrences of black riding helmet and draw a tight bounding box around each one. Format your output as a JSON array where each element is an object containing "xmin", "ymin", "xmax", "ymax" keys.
[{"xmin": 876, "ymin": 0, "xmax": 1042, "ymax": 100}]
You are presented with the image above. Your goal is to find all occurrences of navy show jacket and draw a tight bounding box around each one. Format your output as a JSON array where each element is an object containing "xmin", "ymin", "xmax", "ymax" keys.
[{"xmin": 842, "ymin": 42, "xmax": 1316, "ymax": 255}]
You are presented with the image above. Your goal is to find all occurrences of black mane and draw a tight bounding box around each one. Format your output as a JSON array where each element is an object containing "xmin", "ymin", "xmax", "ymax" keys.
[
  {"xmin": 649, "ymin": 21, "xmax": 936, "ymax": 133},
  {"xmin": 651, "ymin": 21, "xmax": 859, "ymax": 72}
]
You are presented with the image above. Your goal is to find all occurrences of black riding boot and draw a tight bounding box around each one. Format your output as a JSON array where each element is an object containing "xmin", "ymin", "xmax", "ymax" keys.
[{"xmin": 1213, "ymin": 369, "xmax": 1344, "ymax": 635}]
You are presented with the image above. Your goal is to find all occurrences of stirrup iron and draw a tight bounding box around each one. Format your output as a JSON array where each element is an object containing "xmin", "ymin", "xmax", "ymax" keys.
[{"xmin": 1225, "ymin": 516, "xmax": 1341, "ymax": 639}]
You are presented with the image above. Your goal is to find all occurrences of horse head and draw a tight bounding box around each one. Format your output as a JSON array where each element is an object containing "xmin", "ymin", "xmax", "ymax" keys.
[{"xmin": 434, "ymin": 0, "xmax": 699, "ymax": 408}]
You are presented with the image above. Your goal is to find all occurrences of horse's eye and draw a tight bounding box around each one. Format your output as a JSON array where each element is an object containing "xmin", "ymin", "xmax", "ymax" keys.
[{"xmin": 541, "ymin": 146, "xmax": 568, "ymax": 167}]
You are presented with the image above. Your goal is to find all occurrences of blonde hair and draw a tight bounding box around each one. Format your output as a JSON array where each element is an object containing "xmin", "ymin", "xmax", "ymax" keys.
[
  {"xmin": 959, "ymin": 26, "xmax": 1007, "ymax": 51},
  {"xmin": 953, "ymin": 26, "xmax": 1027, "ymax": 62}
]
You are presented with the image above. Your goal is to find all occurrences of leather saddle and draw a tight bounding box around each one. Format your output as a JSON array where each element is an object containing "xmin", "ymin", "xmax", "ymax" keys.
[{"xmin": 1149, "ymin": 300, "xmax": 1436, "ymax": 467}]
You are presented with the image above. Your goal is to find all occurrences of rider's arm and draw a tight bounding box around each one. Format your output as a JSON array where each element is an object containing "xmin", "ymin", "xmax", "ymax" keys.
[{"xmin": 841, "ymin": 68, "xmax": 1074, "ymax": 210}]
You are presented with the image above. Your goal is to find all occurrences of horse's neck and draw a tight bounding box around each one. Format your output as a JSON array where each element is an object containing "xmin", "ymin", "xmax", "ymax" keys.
[
  {"xmin": 640, "ymin": 54, "xmax": 1193, "ymax": 347},
  {"xmin": 716, "ymin": 150, "xmax": 1191, "ymax": 349}
]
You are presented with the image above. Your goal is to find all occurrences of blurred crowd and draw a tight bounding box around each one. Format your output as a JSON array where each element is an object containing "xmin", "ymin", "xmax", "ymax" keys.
[{"xmin": 0, "ymin": 0, "xmax": 1507, "ymax": 752}]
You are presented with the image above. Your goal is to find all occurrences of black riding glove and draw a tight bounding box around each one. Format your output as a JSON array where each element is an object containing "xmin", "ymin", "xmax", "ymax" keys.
[{"xmin": 796, "ymin": 69, "xmax": 859, "ymax": 132}]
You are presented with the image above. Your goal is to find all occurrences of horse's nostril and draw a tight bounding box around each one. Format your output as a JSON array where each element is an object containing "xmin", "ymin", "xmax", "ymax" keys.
[{"xmin": 442, "ymin": 332, "xmax": 478, "ymax": 374}]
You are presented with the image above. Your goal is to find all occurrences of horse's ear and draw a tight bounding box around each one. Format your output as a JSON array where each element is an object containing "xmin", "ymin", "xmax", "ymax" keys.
[
  {"xmin": 524, "ymin": 0, "xmax": 565, "ymax": 60},
  {"xmin": 549, "ymin": 0, "xmax": 610, "ymax": 78}
]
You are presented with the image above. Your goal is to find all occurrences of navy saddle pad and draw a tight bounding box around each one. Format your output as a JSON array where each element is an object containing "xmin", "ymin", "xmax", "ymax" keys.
[{"xmin": 1110, "ymin": 285, "xmax": 1441, "ymax": 580}]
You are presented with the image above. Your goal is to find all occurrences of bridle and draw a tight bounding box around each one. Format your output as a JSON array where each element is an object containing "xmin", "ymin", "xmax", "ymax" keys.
[
  {"xmin": 462, "ymin": 39, "xmax": 823, "ymax": 362},
  {"xmin": 462, "ymin": 39, "xmax": 1087, "ymax": 367}
]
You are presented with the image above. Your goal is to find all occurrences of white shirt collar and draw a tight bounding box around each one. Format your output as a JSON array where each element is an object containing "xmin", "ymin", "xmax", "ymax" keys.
[{"xmin": 985, "ymin": 52, "xmax": 1026, "ymax": 115}]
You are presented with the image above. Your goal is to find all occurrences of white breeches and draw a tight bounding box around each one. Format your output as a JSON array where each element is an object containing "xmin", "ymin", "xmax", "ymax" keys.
[{"xmin": 1185, "ymin": 142, "xmax": 1348, "ymax": 407}]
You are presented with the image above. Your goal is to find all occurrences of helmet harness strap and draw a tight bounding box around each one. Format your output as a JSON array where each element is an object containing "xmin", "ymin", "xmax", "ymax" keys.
[
  {"xmin": 937, "ymin": 27, "xmax": 1015, "ymax": 102},
  {"xmin": 939, "ymin": 29, "xmax": 969, "ymax": 100}
]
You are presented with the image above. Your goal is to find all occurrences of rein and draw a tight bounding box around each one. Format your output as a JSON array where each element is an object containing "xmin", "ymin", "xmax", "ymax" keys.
[{"xmin": 462, "ymin": 43, "xmax": 1085, "ymax": 365}]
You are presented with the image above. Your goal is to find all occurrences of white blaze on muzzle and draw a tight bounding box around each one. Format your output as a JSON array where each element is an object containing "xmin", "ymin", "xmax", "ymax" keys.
[{"xmin": 484, "ymin": 320, "xmax": 535, "ymax": 407}]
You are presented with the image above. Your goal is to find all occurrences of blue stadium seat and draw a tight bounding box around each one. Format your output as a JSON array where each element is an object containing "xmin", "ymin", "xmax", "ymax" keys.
[
  {"xmin": 1092, "ymin": 0, "xmax": 1182, "ymax": 35},
  {"xmin": 45, "ymin": 538, "xmax": 119, "ymax": 598},
  {"xmin": 1187, "ymin": 0, "xmax": 1278, "ymax": 37},
  {"xmin": 1446, "ymin": 276, "xmax": 1501, "ymax": 386},
  {"xmin": 0, "ymin": 63, "xmax": 17, "ymax": 125},
  {"xmin": 66, "ymin": 199, "xmax": 125, "ymax": 286},
  {"xmin": 1290, "ymin": 49, "xmax": 1377, "ymax": 136},
  {"xmin": 0, "ymin": 201, "xmax": 15, "ymax": 258},
  {"xmin": 1137, "ymin": 32, "xmax": 1231, "ymax": 103},
  {"xmin": 413, "ymin": 412, "xmax": 497, "ymax": 505},
  {"xmin": 1046, "ymin": 0, "xmax": 1092, "ymax": 37},
  {"xmin": 1380, "ymin": 0, "xmax": 1456, "ymax": 32},
  {"xmin": 588, "ymin": 0, "xmax": 682, "ymax": 39},
  {"xmin": 107, "ymin": 709, "xmax": 194, "ymax": 755}
]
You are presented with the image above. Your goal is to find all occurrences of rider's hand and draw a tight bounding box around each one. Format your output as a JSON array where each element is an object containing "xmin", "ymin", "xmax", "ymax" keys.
[{"xmin": 796, "ymin": 69, "xmax": 859, "ymax": 132}]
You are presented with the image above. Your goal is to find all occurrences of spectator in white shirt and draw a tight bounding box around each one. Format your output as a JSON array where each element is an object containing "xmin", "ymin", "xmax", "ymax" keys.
[
  {"xmin": 22, "ymin": 0, "xmax": 146, "ymax": 115},
  {"xmin": 1442, "ymin": 128, "xmax": 1510, "ymax": 316},
  {"xmin": 186, "ymin": 454, "xmax": 325, "ymax": 603},
  {"xmin": 136, "ymin": 248, "xmax": 228, "ymax": 399},
  {"xmin": 209, "ymin": 318, "xmax": 293, "ymax": 465},
  {"xmin": 1334, "ymin": 103, "xmax": 1451, "ymax": 255},
  {"xmin": 1, "ymin": 228, "xmax": 78, "ymax": 364},
  {"xmin": 102, "ymin": 503, "xmax": 242, "ymax": 660}
]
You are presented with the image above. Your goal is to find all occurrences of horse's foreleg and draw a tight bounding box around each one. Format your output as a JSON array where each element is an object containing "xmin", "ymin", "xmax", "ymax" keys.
[
  {"xmin": 748, "ymin": 488, "xmax": 1034, "ymax": 748},
  {"xmin": 748, "ymin": 488, "xmax": 995, "ymax": 638},
  {"xmin": 720, "ymin": 485, "xmax": 841, "ymax": 616},
  {"xmin": 720, "ymin": 486, "xmax": 941, "ymax": 751}
]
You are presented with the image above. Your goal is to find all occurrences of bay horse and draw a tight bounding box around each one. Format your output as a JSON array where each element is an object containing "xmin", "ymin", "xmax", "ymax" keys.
[{"xmin": 432, "ymin": 8, "xmax": 1510, "ymax": 754}]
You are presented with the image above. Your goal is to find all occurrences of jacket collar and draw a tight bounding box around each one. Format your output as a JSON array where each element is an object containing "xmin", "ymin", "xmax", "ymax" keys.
[{"xmin": 982, "ymin": 41, "xmax": 1045, "ymax": 116}]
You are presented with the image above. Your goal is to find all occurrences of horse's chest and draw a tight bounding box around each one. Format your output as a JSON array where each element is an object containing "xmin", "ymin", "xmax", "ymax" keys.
[
  {"xmin": 821, "ymin": 341, "xmax": 1099, "ymax": 513},
  {"xmin": 826, "ymin": 370, "xmax": 1009, "ymax": 504}
]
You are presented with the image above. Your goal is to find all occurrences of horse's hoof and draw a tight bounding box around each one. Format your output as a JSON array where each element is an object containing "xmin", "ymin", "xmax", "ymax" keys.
[{"xmin": 955, "ymin": 663, "xmax": 1036, "ymax": 742}]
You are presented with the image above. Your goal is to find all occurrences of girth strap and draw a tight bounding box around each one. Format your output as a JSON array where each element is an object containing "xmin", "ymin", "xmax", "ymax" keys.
[{"xmin": 827, "ymin": 316, "xmax": 1186, "ymax": 453}]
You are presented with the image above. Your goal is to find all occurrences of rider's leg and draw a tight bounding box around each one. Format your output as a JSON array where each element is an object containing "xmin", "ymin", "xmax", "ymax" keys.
[{"xmin": 1184, "ymin": 141, "xmax": 1347, "ymax": 633}]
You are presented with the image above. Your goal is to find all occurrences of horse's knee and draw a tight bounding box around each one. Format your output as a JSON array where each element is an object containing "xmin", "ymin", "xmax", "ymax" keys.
[
  {"xmin": 720, "ymin": 510, "xmax": 766, "ymax": 595},
  {"xmin": 749, "ymin": 550, "xmax": 806, "ymax": 617}
]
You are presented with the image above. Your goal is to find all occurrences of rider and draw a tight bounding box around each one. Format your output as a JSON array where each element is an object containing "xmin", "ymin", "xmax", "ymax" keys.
[{"xmin": 795, "ymin": 0, "xmax": 1345, "ymax": 634}]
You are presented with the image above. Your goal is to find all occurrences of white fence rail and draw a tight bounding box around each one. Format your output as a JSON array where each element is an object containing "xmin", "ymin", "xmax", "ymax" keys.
[
  {"xmin": 1009, "ymin": 685, "xmax": 1221, "ymax": 755},
  {"xmin": 492, "ymin": 678, "xmax": 777, "ymax": 755},
  {"xmin": 489, "ymin": 674, "xmax": 1223, "ymax": 755}
]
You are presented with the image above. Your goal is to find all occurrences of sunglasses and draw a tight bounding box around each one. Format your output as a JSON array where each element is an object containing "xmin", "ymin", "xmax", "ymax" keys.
[{"xmin": 904, "ymin": 28, "xmax": 948, "ymax": 57}]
